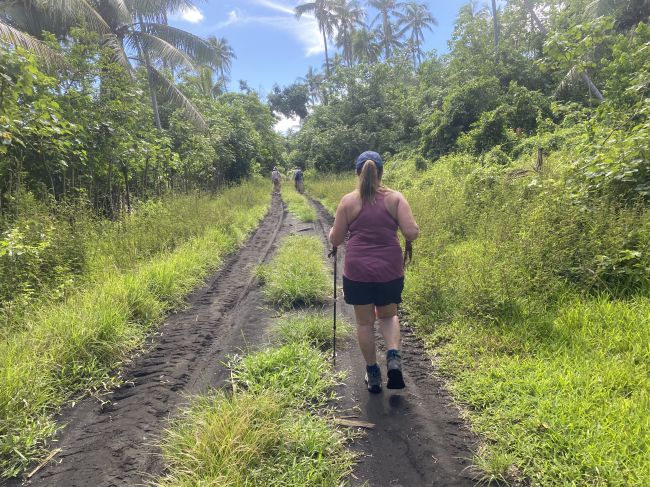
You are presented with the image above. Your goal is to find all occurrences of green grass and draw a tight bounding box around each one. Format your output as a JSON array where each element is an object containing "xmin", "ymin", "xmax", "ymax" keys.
[
  {"xmin": 0, "ymin": 181, "xmax": 270, "ymax": 480},
  {"xmin": 423, "ymin": 297, "xmax": 650, "ymax": 486},
  {"xmin": 157, "ymin": 390, "xmax": 354, "ymax": 487},
  {"xmin": 257, "ymin": 235, "xmax": 330, "ymax": 308},
  {"xmin": 282, "ymin": 185, "xmax": 316, "ymax": 222},
  {"xmin": 229, "ymin": 343, "xmax": 340, "ymax": 408},
  {"xmin": 157, "ymin": 227, "xmax": 355, "ymax": 487},
  {"xmin": 271, "ymin": 311, "xmax": 352, "ymax": 350},
  {"xmin": 306, "ymin": 174, "xmax": 355, "ymax": 215}
]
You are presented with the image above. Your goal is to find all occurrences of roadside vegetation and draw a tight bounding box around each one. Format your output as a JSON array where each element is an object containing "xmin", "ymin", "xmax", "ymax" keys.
[
  {"xmin": 257, "ymin": 235, "xmax": 330, "ymax": 309},
  {"xmin": 0, "ymin": 183, "xmax": 269, "ymax": 478},
  {"xmin": 282, "ymin": 185, "xmax": 316, "ymax": 222}
]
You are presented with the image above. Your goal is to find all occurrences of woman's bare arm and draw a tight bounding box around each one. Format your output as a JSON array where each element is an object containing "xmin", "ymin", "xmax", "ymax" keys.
[
  {"xmin": 329, "ymin": 195, "xmax": 351, "ymax": 247},
  {"xmin": 395, "ymin": 193, "xmax": 419, "ymax": 241}
]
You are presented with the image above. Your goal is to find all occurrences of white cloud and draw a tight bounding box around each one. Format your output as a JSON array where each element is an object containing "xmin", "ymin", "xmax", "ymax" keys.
[
  {"xmin": 215, "ymin": 1, "xmax": 325, "ymax": 57},
  {"xmin": 274, "ymin": 113, "xmax": 301, "ymax": 133},
  {"xmin": 175, "ymin": 6, "xmax": 204, "ymax": 23}
]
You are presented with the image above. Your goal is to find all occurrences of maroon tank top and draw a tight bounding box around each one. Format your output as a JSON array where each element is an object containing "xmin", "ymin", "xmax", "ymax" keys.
[{"xmin": 343, "ymin": 192, "xmax": 404, "ymax": 283}]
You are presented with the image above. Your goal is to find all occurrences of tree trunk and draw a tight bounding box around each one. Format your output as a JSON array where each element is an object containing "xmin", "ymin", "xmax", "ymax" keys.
[
  {"xmin": 491, "ymin": 0, "xmax": 499, "ymax": 50},
  {"xmin": 322, "ymin": 27, "xmax": 330, "ymax": 105},
  {"xmin": 581, "ymin": 71, "xmax": 605, "ymax": 101},
  {"xmin": 122, "ymin": 164, "xmax": 131, "ymax": 214},
  {"xmin": 137, "ymin": 15, "xmax": 163, "ymax": 130}
]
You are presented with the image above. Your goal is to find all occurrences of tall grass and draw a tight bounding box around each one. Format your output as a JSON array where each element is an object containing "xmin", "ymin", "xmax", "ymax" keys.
[
  {"xmin": 257, "ymin": 235, "xmax": 330, "ymax": 308},
  {"xmin": 158, "ymin": 389, "xmax": 353, "ymax": 487},
  {"xmin": 0, "ymin": 181, "xmax": 270, "ymax": 479},
  {"xmin": 1, "ymin": 184, "xmax": 271, "ymax": 333},
  {"xmin": 282, "ymin": 185, "xmax": 316, "ymax": 222},
  {"xmin": 306, "ymin": 174, "xmax": 355, "ymax": 215},
  {"xmin": 230, "ymin": 343, "xmax": 339, "ymax": 408}
]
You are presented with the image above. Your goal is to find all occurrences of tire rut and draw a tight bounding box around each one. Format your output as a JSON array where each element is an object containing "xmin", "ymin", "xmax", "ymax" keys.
[{"xmin": 8, "ymin": 193, "xmax": 289, "ymax": 487}]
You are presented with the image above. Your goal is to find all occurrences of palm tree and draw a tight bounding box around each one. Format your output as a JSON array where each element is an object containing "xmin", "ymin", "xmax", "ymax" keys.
[
  {"xmin": 207, "ymin": 36, "xmax": 236, "ymax": 92},
  {"xmin": 461, "ymin": 0, "xmax": 491, "ymax": 20},
  {"xmin": 396, "ymin": 2, "xmax": 437, "ymax": 67},
  {"xmin": 351, "ymin": 27, "xmax": 382, "ymax": 63},
  {"xmin": 334, "ymin": 0, "xmax": 365, "ymax": 66},
  {"xmin": 522, "ymin": 0, "xmax": 604, "ymax": 101},
  {"xmin": 295, "ymin": 0, "xmax": 338, "ymax": 81},
  {"xmin": 303, "ymin": 65, "xmax": 325, "ymax": 104},
  {"xmin": 367, "ymin": 0, "xmax": 402, "ymax": 59},
  {"xmin": 0, "ymin": 0, "xmax": 223, "ymax": 129}
]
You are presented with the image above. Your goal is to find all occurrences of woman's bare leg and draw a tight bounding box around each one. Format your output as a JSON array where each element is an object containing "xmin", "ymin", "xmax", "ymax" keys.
[
  {"xmin": 353, "ymin": 304, "xmax": 377, "ymax": 365},
  {"xmin": 376, "ymin": 304, "xmax": 400, "ymax": 351}
]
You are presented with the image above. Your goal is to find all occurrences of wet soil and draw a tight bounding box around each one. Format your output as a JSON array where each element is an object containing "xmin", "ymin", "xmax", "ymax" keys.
[{"xmin": 7, "ymin": 191, "xmax": 478, "ymax": 487}]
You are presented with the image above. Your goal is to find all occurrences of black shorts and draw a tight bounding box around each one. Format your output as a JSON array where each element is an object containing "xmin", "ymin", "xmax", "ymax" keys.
[{"xmin": 342, "ymin": 276, "xmax": 404, "ymax": 307}]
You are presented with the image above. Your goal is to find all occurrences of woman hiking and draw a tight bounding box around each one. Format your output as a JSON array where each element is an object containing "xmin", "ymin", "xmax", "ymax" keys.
[{"xmin": 329, "ymin": 151, "xmax": 419, "ymax": 393}]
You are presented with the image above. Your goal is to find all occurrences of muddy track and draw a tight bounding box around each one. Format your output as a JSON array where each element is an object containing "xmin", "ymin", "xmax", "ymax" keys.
[
  {"xmin": 310, "ymin": 198, "xmax": 478, "ymax": 487},
  {"xmin": 8, "ymin": 193, "xmax": 294, "ymax": 487}
]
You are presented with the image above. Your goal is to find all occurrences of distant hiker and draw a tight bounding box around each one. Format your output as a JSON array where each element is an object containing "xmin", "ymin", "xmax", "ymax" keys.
[
  {"xmin": 271, "ymin": 167, "xmax": 281, "ymax": 193},
  {"xmin": 328, "ymin": 151, "xmax": 419, "ymax": 393},
  {"xmin": 293, "ymin": 166, "xmax": 304, "ymax": 193}
]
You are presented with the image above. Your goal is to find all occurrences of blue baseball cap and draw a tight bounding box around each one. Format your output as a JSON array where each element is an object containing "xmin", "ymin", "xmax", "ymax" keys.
[{"xmin": 355, "ymin": 151, "xmax": 383, "ymax": 172}]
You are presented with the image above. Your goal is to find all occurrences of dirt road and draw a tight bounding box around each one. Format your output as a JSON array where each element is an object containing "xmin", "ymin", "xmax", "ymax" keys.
[{"xmin": 7, "ymin": 192, "xmax": 476, "ymax": 487}]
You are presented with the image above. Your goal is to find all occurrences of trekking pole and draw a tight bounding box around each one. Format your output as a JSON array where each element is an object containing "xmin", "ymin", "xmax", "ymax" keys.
[{"xmin": 328, "ymin": 246, "xmax": 338, "ymax": 364}]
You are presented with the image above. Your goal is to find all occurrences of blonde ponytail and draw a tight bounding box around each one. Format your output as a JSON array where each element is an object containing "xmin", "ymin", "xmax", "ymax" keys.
[{"xmin": 357, "ymin": 160, "xmax": 382, "ymax": 203}]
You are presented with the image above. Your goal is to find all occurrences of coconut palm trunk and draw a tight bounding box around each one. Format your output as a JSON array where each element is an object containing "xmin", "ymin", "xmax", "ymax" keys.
[{"xmin": 491, "ymin": 0, "xmax": 499, "ymax": 49}]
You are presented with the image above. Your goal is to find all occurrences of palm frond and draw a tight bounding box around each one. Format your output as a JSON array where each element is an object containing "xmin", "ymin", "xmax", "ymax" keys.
[
  {"xmin": 555, "ymin": 65, "xmax": 582, "ymax": 97},
  {"xmin": 130, "ymin": 0, "xmax": 193, "ymax": 22},
  {"xmin": 149, "ymin": 66, "xmax": 207, "ymax": 130},
  {"xmin": 0, "ymin": 19, "xmax": 68, "ymax": 69},
  {"xmin": 99, "ymin": 0, "xmax": 132, "ymax": 28},
  {"xmin": 141, "ymin": 22, "xmax": 217, "ymax": 65},
  {"xmin": 33, "ymin": 0, "xmax": 112, "ymax": 34},
  {"xmin": 102, "ymin": 33, "xmax": 133, "ymax": 73},
  {"xmin": 130, "ymin": 31, "xmax": 198, "ymax": 70}
]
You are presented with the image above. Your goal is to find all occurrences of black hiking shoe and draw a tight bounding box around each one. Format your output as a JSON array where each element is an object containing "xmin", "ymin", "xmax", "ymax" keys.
[
  {"xmin": 386, "ymin": 349, "xmax": 405, "ymax": 389},
  {"xmin": 365, "ymin": 364, "xmax": 382, "ymax": 393}
]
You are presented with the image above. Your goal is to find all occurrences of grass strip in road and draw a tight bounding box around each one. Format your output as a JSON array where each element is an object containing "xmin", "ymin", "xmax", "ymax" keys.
[
  {"xmin": 229, "ymin": 342, "xmax": 340, "ymax": 408},
  {"xmin": 271, "ymin": 311, "xmax": 352, "ymax": 350},
  {"xmin": 283, "ymin": 186, "xmax": 316, "ymax": 222},
  {"xmin": 158, "ymin": 389, "xmax": 353, "ymax": 487},
  {"xmin": 0, "ymin": 182, "xmax": 270, "ymax": 480},
  {"xmin": 158, "ymin": 329, "xmax": 353, "ymax": 486},
  {"xmin": 257, "ymin": 235, "xmax": 330, "ymax": 308}
]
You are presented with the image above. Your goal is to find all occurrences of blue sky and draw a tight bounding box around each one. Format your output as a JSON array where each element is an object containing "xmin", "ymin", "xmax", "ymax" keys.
[{"xmin": 170, "ymin": 0, "xmax": 472, "ymax": 95}]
